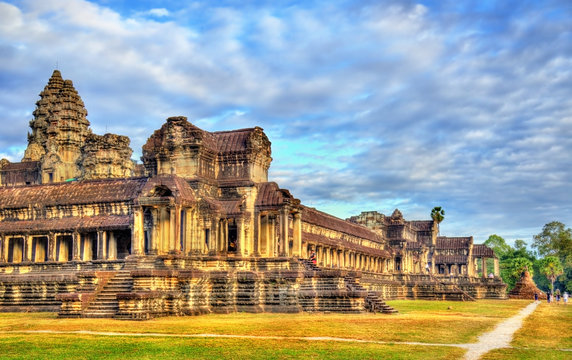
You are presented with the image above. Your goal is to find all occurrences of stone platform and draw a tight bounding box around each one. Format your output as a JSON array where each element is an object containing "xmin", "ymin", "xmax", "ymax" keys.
[{"xmin": 0, "ymin": 256, "xmax": 507, "ymax": 319}]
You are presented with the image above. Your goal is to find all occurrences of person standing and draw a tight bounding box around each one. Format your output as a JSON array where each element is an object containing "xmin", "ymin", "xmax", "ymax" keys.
[
  {"xmin": 564, "ymin": 292, "xmax": 569, "ymax": 305},
  {"xmin": 309, "ymin": 251, "xmax": 317, "ymax": 266}
]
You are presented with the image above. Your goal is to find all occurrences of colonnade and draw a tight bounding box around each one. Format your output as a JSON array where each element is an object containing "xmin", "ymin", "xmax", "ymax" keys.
[
  {"xmin": 132, "ymin": 204, "xmax": 303, "ymax": 258},
  {"xmin": 307, "ymin": 244, "xmax": 390, "ymax": 272},
  {"xmin": 0, "ymin": 230, "xmax": 128, "ymax": 264},
  {"xmin": 479, "ymin": 257, "xmax": 500, "ymax": 278}
]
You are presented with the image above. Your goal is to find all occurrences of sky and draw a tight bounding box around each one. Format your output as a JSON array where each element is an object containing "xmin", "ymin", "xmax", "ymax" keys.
[{"xmin": 0, "ymin": 0, "xmax": 571, "ymax": 246}]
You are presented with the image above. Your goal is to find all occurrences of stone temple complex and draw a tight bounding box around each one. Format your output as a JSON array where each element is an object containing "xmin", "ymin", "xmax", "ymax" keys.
[{"xmin": 0, "ymin": 71, "xmax": 506, "ymax": 319}]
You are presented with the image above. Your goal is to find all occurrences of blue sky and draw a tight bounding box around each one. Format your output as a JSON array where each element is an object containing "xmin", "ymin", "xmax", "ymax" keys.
[{"xmin": 0, "ymin": 0, "xmax": 571, "ymax": 246}]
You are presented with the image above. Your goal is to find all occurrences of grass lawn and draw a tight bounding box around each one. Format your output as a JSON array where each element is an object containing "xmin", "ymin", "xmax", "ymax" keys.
[
  {"xmin": 0, "ymin": 335, "xmax": 466, "ymax": 360},
  {"xmin": 481, "ymin": 302, "xmax": 572, "ymax": 360},
  {"xmin": 0, "ymin": 299, "xmax": 549, "ymax": 359}
]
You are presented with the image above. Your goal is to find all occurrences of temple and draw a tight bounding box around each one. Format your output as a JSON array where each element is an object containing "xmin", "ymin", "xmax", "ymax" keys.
[{"xmin": 0, "ymin": 71, "xmax": 506, "ymax": 319}]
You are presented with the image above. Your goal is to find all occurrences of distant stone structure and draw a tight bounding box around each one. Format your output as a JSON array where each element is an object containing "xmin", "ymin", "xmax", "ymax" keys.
[
  {"xmin": 0, "ymin": 71, "xmax": 506, "ymax": 319},
  {"xmin": 508, "ymin": 270, "xmax": 546, "ymax": 300}
]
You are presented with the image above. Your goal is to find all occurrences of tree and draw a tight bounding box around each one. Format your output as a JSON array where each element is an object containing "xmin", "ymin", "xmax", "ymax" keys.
[
  {"xmin": 511, "ymin": 239, "xmax": 535, "ymax": 261},
  {"xmin": 539, "ymin": 256, "xmax": 564, "ymax": 293},
  {"xmin": 430, "ymin": 206, "xmax": 445, "ymax": 224},
  {"xmin": 484, "ymin": 235, "xmax": 512, "ymax": 260},
  {"xmin": 533, "ymin": 221, "xmax": 572, "ymax": 266},
  {"xmin": 501, "ymin": 257, "xmax": 533, "ymax": 290}
]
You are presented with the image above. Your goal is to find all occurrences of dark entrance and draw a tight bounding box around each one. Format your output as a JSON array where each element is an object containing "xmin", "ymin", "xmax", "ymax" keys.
[
  {"xmin": 32, "ymin": 236, "xmax": 48, "ymax": 262},
  {"xmin": 395, "ymin": 256, "xmax": 402, "ymax": 271},
  {"xmin": 228, "ymin": 221, "xmax": 238, "ymax": 252},
  {"xmin": 7, "ymin": 237, "xmax": 24, "ymax": 263},
  {"xmin": 115, "ymin": 230, "xmax": 131, "ymax": 259}
]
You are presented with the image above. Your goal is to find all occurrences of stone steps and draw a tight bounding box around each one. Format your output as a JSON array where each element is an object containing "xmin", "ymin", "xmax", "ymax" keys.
[{"xmin": 82, "ymin": 271, "xmax": 132, "ymax": 318}]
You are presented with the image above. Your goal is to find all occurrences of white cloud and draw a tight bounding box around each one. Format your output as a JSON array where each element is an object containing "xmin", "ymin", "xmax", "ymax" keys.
[
  {"xmin": 0, "ymin": 0, "xmax": 571, "ymax": 241},
  {"xmin": 148, "ymin": 8, "xmax": 169, "ymax": 17}
]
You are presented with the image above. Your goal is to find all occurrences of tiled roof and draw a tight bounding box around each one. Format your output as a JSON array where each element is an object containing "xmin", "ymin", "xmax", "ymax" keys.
[
  {"xmin": 407, "ymin": 241, "xmax": 424, "ymax": 250},
  {"xmin": 213, "ymin": 128, "xmax": 254, "ymax": 154},
  {"xmin": 411, "ymin": 220, "xmax": 433, "ymax": 231},
  {"xmin": 142, "ymin": 117, "xmax": 217, "ymax": 154},
  {"xmin": 0, "ymin": 178, "xmax": 148, "ymax": 209},
  {"xmin": 219, "ymin": 200, "xmax": 242, "ymax": 216},
  {"xmin": 302, "ymin": 206, "xmax": 380, "ymax": 243},
  {"xmin": 473, "ymin": 244, "xmax": 496, "ymax": 257},
  {"xmin": 0, "ymin": 161, "xmax": 40, "ymax": 171},
  {"xmin": 256, "ymin": 182, "xmax": 291, "ymax": 208},
  {"xmin": 303, "ymin": 232, "xmax": 391, "ymax": 258},
  {"xmin": 0, "ymin": 215, "xmax": 130, "ymax": 234},
  {"xmin": 434, "ymin": 255, "xmax": 468, "ymax": 264},
  {"xmin": 436, "ymin": 236, "xmax": 472, "ymax": 249},
  {"xmin": 139, "ymin": 175, "xmax": 195, "ymax": 206}
]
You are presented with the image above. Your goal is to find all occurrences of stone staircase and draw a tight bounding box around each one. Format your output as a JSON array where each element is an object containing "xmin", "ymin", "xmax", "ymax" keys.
[
  {"xmin": 300, "ymin": 259, "xmax": 320, "ymax": 272},
  {"xmin": 365, "ymin": 291, "xmax": 398, "ymax": 314},
  {"xmin": 429, "ymin": 274, "xmax": 475, "ymax": 301},
  {"xmin": 344, "ymin": 275, "xmax": 398, "ymax": 314},
  {"xmin": 83, "ymin": 271, "xmax": 133, "ymax": 318}
]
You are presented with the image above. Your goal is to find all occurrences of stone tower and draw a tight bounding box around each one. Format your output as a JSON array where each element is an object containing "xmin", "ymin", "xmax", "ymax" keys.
[
  {"xmin": 23, "ymin": 70, "xmax": 92, "ymax": 182},
  {"xmin": 21, "ymin": 70, "xmax": 134, "ymax": 183}
]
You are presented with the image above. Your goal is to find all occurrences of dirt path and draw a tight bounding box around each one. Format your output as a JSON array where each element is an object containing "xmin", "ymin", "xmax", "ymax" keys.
[
  {"xmin": 462, "ymin": 301, "xmax": 538, "ymax": 360},
  {"xmin": 0, "ymin": 302, "xmax": 544, "ymax": 359}
]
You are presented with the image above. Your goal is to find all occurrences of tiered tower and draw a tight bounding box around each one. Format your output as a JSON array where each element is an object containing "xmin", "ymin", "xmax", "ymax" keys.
[
  {"xmin": 20, "ymin": 70, "xmax": 133, "ymax": 183},
  {"xmin": 23, "ymin": 70, "xmax": 92, "ymax": 182}
]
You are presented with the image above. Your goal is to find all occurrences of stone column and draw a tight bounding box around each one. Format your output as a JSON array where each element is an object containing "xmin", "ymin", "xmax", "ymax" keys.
[
  {"xmin": 72, "ymin": 232, "xmax": 80, "ymax": 261},
  {"xmin": 97, "ymin": 231, "xmax": 107, "ymax": 260},
  {"xmin": 169, "ymin": 207, "xmax": 176, "ymax": 253},
  {"xmin": 481, "ymin": 257, "xmax": 487, "ymax": 278},
  {"xmin": 188, "ymin": 212, "xmax": 195, "ymax": 254},
  {"xmin": 254, "ymin": 210, "xmax": 261, "ymax": 256},
  {"xmin": 24, "ymin": 235, "xmax": 33, "ymax": 262},
  {"xmin": 151, "ymin": 209, "xmax": 159, "ymax": 255},
  {"xmin": 174, "ymin": 207, "xmax": 182, "ymax": 254},
  {"xmin": 217, "ymin": 219, "xmax": 223, "ymax": 252},
  {"xmin": 237, "ymin": 217, "xmax": 245, "ymax": 256},
  {"xmin": 158, "ymin": 207, "xmax": 168, "ymax": 254},
  {"xmin": 493, "ymin": 258, "xmax": 499, "ymax": 277},
  {"xmin": 269, "ymin": 215, "xmax": 276, "ymax": 257},
  {"xmin": 132, "ymin": 207, "xmax": 144, "ymax": 255},
  {"xmin": 279, "ymin": 208, "xmax": 288, "ymax": 257},
  {"xmin": 48, "ymin": 233, "xmax": 56, "ymax": 261},
  {"xmin": 262, "ymin": 215, "xmax": 269, "ymax": 257},
  {"xmin": 0, "ymin": 234, "xmax": 4, "ymax": 263},
  {"xmin": 292, "ymin": 212, "xmax": 302, "ymax": 257}
]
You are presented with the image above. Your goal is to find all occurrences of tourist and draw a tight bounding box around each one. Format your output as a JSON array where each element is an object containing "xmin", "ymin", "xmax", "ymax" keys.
[
  {"xmin": 309, "ymin": 251, "xmax": 317, "ymax": 266},
  {"xmin": 425, "ymin": 263, "xmax": 430, "ymax": 274},
  {"xmin": 534, "ymin": 293, "xmax": 538, "ymax": 303},
  {"xmin": 564, "ymin": 292, "xmax": 569, "ymax": 305},
  {"xmin": 488, "ymin": 273, "xmax": 494, "ymax": 278},
  {"xmin": 555, "ymin": 289, "xmax": 561, "ymax": 304},
  {"xmin": 547, "ymin": 292, "xmax": 551, "ymax": 304}
]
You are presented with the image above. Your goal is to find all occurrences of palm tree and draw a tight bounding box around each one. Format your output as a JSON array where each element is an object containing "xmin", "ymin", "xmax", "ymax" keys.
[
  {"xmin": 540, "ymin": 256, "xmax": 564, "ymax": 295},
  {"xmin": 431, "ymin": 206, "xmax": 445, "ymax": 224}
]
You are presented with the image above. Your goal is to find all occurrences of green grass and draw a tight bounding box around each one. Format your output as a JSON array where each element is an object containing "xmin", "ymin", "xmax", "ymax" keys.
[
  {"xmin": 481, "ymin": 302, "xmax": 572, "ymax": 359},
  {"xmin": 0, "ymin": 300, "xmax": 565, "ymax": 359},
  {"xmin": 0, "ymin": 300, "xmax": 529, "ymax": 345},
  {"xmin": 0, "ymin": 335, "xmax": 466, "ymax": 360}
]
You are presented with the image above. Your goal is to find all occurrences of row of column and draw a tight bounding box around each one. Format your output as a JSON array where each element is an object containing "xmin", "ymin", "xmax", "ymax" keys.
[
  {"xmin": 132, "ymin": 205, "xmax": 302, "ymax": 258},
  {"xmin": 254, "ymin": 210, "xmax": 301, "ymax": 257},
  {"xmin": 0, "ymin": 231, "xmax": 118, "ymax": 264},
  {"xmin": 480, "ymin": 257, "xmax": 500, "ymax": 278},
  {"xmin": 311, "ymin": 245, "xmax": 389, "ymax": 272}
]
